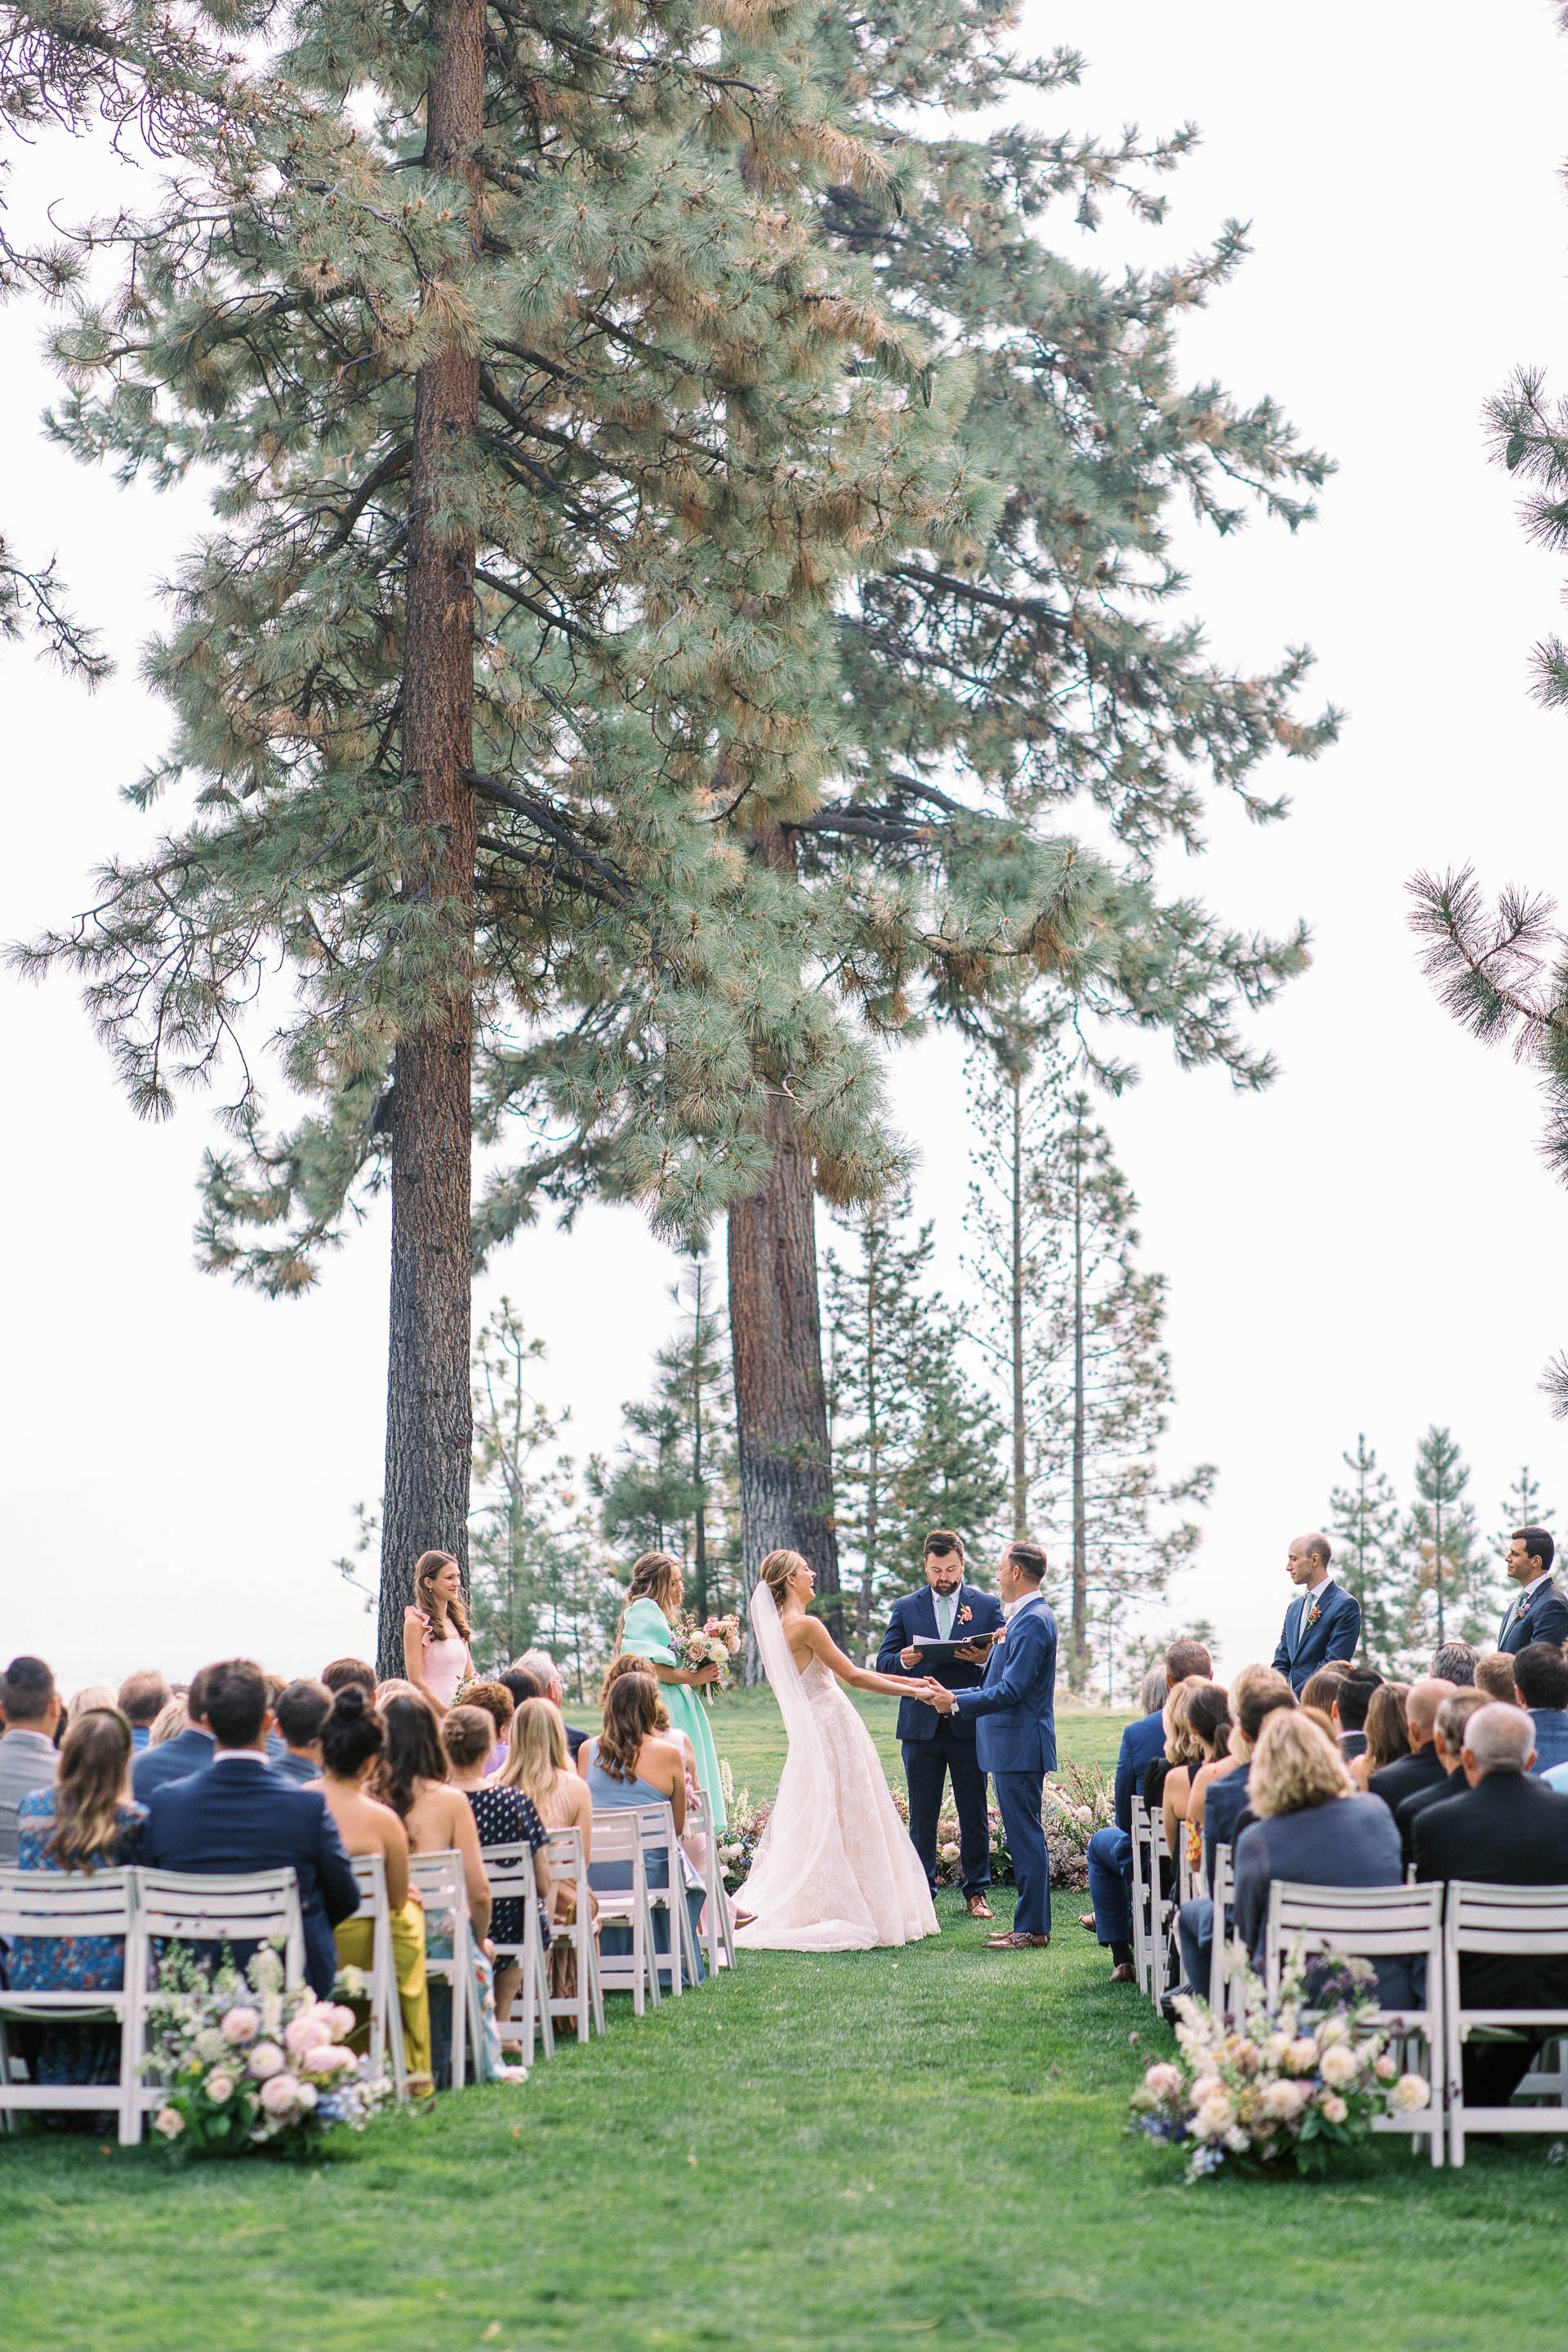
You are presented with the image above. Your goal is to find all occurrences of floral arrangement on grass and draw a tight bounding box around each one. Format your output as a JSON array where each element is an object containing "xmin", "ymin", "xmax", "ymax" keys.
[
  {"xmin": 1129, "ymin": 1944, "xmax": 1431, "ymax": 2180},
  {"xmin": 901, "ymin": 1762, "xmax": 1111, "ymax": 1893},
  {"xmin": 678, "ymin": 1613, "xmax": 742, "ymax": 1700},
  {"xmin": 715, "ymin": 1766, "xmax": 772, "ymax": 1892},
  {"xmin": 143, "ymin": 1944, "xmax": 391, "ymax": 2158}
]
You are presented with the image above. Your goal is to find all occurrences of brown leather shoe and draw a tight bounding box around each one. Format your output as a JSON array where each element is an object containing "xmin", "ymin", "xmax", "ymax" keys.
[
  {"xmin": 984, "ymin": 1930, "xmax": 1051, "ymax": 1949},
  {"xmin": 1078, "ymin": 1911, "xmax": 1097, "ymax": 1931},
  {"xmin": 1110, "ymin": 1960, "xmax": 1137, "ymax": 1984},
  {"xmin": 966, "ymin": 1894, "xmax": 994, "ymax": 1921}
]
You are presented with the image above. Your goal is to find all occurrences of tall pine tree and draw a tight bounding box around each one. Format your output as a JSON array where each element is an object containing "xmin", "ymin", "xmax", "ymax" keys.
[
  {"xmin": 1403, "ymin": 1426, "xmax": 1494, "ymax": 1651},
  {"xmin": 1327, "ymin": 1434, "xmax": 1401, "ymax": 1664}
]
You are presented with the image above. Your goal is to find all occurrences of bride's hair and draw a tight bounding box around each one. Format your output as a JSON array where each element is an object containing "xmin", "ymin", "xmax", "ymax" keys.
[{"xmin": 758, "ymin": 1549, "xmax": 809, "ymax": 1608}]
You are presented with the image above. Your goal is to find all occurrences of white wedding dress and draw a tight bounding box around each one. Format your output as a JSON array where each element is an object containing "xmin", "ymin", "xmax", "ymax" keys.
[{"xmin": 734, "ymin": 1584, "xmax": 940, "ymax": 1951}]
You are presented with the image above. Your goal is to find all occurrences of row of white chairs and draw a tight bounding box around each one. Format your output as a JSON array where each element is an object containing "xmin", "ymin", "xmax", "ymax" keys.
[{"xmin": 1126, "ymin": 1798, "xmax": 1568, "ymax": 2166}]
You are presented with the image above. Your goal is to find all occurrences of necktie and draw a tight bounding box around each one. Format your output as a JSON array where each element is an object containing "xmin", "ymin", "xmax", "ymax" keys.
[{"xmin": 936, "ymin": 1591, "xmax": 955, "ymax": 1640}]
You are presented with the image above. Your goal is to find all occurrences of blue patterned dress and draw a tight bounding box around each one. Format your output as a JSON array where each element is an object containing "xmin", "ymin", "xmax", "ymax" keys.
[{"xmin": 11, "ymin": 1793, "xmax": 145, "ymax": 2082}]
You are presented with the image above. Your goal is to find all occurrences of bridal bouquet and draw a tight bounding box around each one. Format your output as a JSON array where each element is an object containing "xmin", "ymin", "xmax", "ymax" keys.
[
  {"xmin": 1129, "ymin": 1944, "xmax": 1430, "ymax": 2180},
  {"xmin": 679, "ymin": 1613, "xmax": 742, "ymax": 1699},
  {"xmin": 143, "ymin": 1944, "xmax": 391, "ymax": 2158}
]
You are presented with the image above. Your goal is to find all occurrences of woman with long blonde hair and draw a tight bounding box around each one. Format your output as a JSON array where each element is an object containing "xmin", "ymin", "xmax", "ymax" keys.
[
  {"xmin": 14, "ymin": 1708, "xmax": 145, "ymax": 2087},
  {"xmin": 615, "ymin": 1551, "xmax": 728, "ymax": 1833},
  {"xmin": 503, "ymin": 1698, "xmax": 596, "ymax": 2002},
  {"xmin": 401, "ymin": 1551, "xmax": 475, "ymax": 1716}
]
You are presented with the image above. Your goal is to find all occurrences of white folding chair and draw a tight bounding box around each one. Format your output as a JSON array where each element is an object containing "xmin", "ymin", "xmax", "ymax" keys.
[
  {"xmin": 136, "ymin": 1867, "xmax": 306, "ymax": 2123},
  {"xmin": 1148, "ymin": 1812, "xmax": 1174, "ymax": 2009},
  {"xmin": 481, "ymin": 1842, "xmax": 555, "ymax": 2063},
  {"xmin": 635, "ymin": 1803, "xmax": 701, "ymax": 1993},
  {"xmin": 0, "ymin": 1866, "xmax": 143, "ymax": 2145},
  {"xmin": 588, "ymin": 1813, "xmax": 660, "ymax": 2013},
  {"xmin": 1208, "ymin": 1842, "xmax": 1235, "ymax": 2019},
  {"xmin": 1444, "ymin": 1880, "xmax": 1568, "ymax": 2166},
  {"xmin": 1266, "ymin": 1879, "xmax": 1447, "ymax": 2166},
  {"xmin": 347, "ymin": 1851, "xmax": 408, "ymax": 2099},
  {"xmin": 1129, "ymin": 1799, "xmax": 1152, "ymax": 1996},
  {"xmin": 685, "ymin": 1790, "xmax": 735, "ymax": 1976},
  {"xmin": 544, "ymin": 1826, "xmax": 604, "ymax": 2042},
  {"xmin": 407, "ymin": 1850, "xmax": 484, "ymax": 2087}
]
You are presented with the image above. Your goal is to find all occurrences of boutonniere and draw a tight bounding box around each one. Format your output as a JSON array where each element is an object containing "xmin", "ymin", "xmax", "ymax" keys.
[
  {"xmin": 958, "ymin": 1605, "xmax": 973, "ymax": 1626},
  {"xmin": 1305, "ymin": 1601, "xmax": 1321, "ymax": 1628}
]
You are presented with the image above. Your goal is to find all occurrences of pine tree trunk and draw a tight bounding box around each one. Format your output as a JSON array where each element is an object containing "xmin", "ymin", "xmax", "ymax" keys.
[
  {"xmin": 376, "ymin": 0, "xmax": 483, "ymax": 1678},
  {"xmin": 692, "ymin": 1266, "xmax": 709, "ymax": 1621},
  {"xmin": 860, "ymin": 1245, "xmax": 877, "ymax": 1650},
  {"xmin": 1010, "ymin": 1075, "xmax": 1027, "ymax": 1539},
  {"xmin": 728, "ymin": 1036, "xmax": 843, "ymax": 1657},
  {"xmin": 1071, "ymin": 1120, "xmax": 1088, "ymax": 1684}
]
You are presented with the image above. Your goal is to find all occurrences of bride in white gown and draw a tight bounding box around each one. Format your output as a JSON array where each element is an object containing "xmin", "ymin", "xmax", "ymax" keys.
[{"xmin": 734, "ymin": 1549, "xmax": 943, "ymax": 1951}]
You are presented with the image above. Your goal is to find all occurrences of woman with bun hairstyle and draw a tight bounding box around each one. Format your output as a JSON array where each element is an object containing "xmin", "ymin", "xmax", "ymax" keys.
[
  {"xmin": 615, "ymin": 1552, "xmax": 728, "ymax": 1833},
  {"xmin": 318, "ymin": 1686, "xmax": 433, "ymax": 2096}
]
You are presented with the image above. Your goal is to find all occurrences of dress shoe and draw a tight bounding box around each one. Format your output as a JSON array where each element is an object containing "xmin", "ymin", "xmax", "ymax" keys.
[
  {"xmin": 1110, "ymin": 1960, "xmax": 1137, "ymax": 1984},
  {"xmin": 984, "ymin": 1930, "xmax": 1051, "ymax": 1949},
  {"xmin": 966, "ymin": 1894, "xmax": 995, "ymax": 1921}
]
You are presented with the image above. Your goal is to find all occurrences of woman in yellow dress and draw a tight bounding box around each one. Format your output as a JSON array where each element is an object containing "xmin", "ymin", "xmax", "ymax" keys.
[
  {"xmin": 615, "ymin": 1551, "xmax": 727, "ymax": 1833},
  {"xmin": 316, "ymin": 1686, "xmax": 434, "ymax": 2096}
]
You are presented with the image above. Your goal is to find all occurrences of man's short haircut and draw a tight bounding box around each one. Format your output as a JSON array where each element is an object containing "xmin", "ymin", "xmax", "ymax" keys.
[
  {"xmin": 1435, "ymin": 1686, "xmax": 1488, "ymax": 1755},
  {"xmin": 1512, "ymin": 1642, "xmax": 1568, "ymax": 1711},
  {"xmin": 203, "ymin": 1659, "xmax": 269, "ymax": 1748},
  {"xmin": 515, "ymin": 1648, "xmax": 559, "ymax": 1690},
  {"xmin": 117, "ymin": 1671, "xmax": 171, "ymax": 1726},
  {"xmin": 1515, "ymin": 1526, "xmax": 1556, "ymax": 1575},
  {"xmin": 1138, "ymin": 1664, "xmax": 1169, "ymax": 1717},
  {"xmin": 1238, "ymin": 1681, "xmax": 1298, "ymax": 1745},
  {"xmin": 321, "ymin": 1658, "xmax": 377, "ymax": 1699},
  {"xmin": 1333, "ymin": 1668, "xmax": 1383, "ymax": 1732},
  {"xmin": 499, "ymin": 1665, "xmax": 546, "ymax": 1709},
  {"xmin": 1, "ymin": 1655, "xmax": 56, "ymax": 1722},
  {"xmin": 924, "ymin": 1530, "xmax": 964, "ymax": 1560},
  {"xmin": 1004, "ymin": 1541, "xmax": 1046, "ymax": 1584},
  {"xmin": 1474, "ymin": 1653, "xmax": 1521, "ymax": 1704},
  {"xmin": 274, "ymin": 1677, "xmax": 332, "ymax": 1748},
  {"xmin": 1165, "ymin": 1639, "xmax": 1214, "ymax": 1683},
  {"xmin": 1466, "ymin": 1701, "xmax": 1535, "ymax": 1776},
  {"xmin": 1301, "ymin": 1533, "xmax": 1332, "ymax": 1569},
  {"xmin": 1429, "ymin": 1642, "xmax": 1477, "ymax": 1687}
]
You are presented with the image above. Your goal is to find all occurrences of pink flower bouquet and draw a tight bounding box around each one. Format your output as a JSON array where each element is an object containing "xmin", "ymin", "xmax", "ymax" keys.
[{"xmin": 678, "ymin": 1613, "xmax": 742, "ymax": 1701}]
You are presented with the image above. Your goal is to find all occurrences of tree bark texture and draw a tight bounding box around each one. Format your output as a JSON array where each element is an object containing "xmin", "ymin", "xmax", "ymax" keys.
[
  {"xmin": 377, "ymin": 0, "xmax": 483, "ymax": 1677},
  {"xmin": 1070, "ymin": 1120, "xmax": 1088, "ymax": 1682},
  {"xmin": 1009, "ymin": 1074, "xmax": 1027, "ymax": 1539},
  {"xmin": 728, "ymin": 1086, "xmax": 844, "ymax": 1657}
]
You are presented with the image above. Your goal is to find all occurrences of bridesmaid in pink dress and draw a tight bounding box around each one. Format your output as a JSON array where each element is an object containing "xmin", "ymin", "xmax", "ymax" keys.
[{"xmin": 402, "ymin": 1552, "xmax": 475, "ymax": 1715}]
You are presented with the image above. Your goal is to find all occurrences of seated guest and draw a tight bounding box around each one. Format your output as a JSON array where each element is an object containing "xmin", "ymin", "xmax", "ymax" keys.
[
  {"xmin": 322, "ymin": 1657, "xmax": 378, "ymax": 1700},
  {"xmin": 1368, "ymin": 1677, "xmax": 1449, "ymax": 1814},
  {"xmin": 441, "ymin": 1703, "xmax": 550, "ymax": 2031},
  {"xmin": 580, "ymin": 1670, "xmax": 705, "ymax": 1984},
  {"xmin": 1430, "ymin": 1642, "xmax": 1477, "ymax": 1687},
  {"xmin": 1351, "ymin": 1683, "xmax": 1410, "ymax": 1790},
  {"xmin": 12, "ymin": 1707, "xmax": 145, "ymax": 2089},
  {"xmin": 133, "ymin": 1667, "xmax": 216, "ymax": 1801},
  {"xmin": 317, "ymin": 1686, "xmax": 433, "ymax": 2098},
  {"xmin": 1512, "ymin": 1642, "xmax": 1568, "ymax": 1774},
  {"xmin": 142, "ymin": 1659, "xmax": 359, "ymax": 1998},
  {"xmin": 272, "ymin": 1679, "xmax": 332, "ymax": 1784},
  {"xmin": 1298, "ymin": 1666, "xmax": 1346, "ymax": 1722},
  {"xmin": 1413, "ymin": 1702, "xmax": 1568, "ymax": 2104},
  {"xmin": 1165, "ymin": 1684, "xmax": 1230, "ymax": 1869},
  {"xmin": 1143, "ymin": 1674, "xmax": 1206, "ymax": 1820},
  {"xmin": 501, "ymin": 1698, "xmax": 596, "ymax": 2000},
  {"xmin": 459, "ymin": 1679, "xmax": 516, "ymax": 1778},
  {"xmin": 1177, "ymin": 1675, "xmax": 1295, "ymax": 1996},
  {"xmin": 1330, "ymin": 1667, "xmax": 1382, "ymax": 1762},
  {"xmin": 262, "ymin": 1673, "xmax": 289, "ymax": 1760},
  {"xmin": 1084, "ymin": 1644, "xmax": 1210, "ymax": 1983},
  {"xmin": 498, "ymin": 1664, "xmax": 546, "ymax": 1717},
  {"xmin": 513, "ymin": 1648, "xmax": 591, "ymax": 1761},
  {"xmin": 116, "ymin": 1672, "xmax": 170, "ymax": 1753},
  {"xmin": 1300, "ymin": 1704, "xmax": 1335, "ymax": 1741},
  {"xmin": 145, "ymin": 1695, "xmax": 189, "ymax": 1748},
  {"xmin": 65, "ymin": 1685, "xmax": 118, "ymax": 1732},
  {"xmin": 1394, "ymin": 1686, "xmax": 1486, "ymax": 1862},
  {"xmin": 1232, "ymin": 1711, "xmax": 1410, "ymax": 2004},
  {"xmin": 1474, "ymin": 1652, "xmax": 1520, "ymax": 1706},
  {"xmin": 0, "ymin": 1656, "xmax": 62, "ymax": 1864}
]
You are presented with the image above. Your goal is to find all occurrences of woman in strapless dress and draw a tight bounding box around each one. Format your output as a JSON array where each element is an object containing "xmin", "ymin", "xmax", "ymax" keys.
[{"xmin": 403, "ymin": 1550, "xmax": 475, "ymax": 1715}]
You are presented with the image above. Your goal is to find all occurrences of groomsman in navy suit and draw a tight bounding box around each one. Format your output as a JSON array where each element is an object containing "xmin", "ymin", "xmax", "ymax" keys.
[
  {"xmin": 1498, "ymin": 1527, "xmax": 1568, "ymax": 1655},
  {"xmin": 1272, "ymin": 1533, "xmax": 1361, "ymax": 1693},
  {"xmin": 878, "ymin": 1533, "xmax": 1006, "ymax": 1919},
  {"xmin": 929, "ymin": 1540, "xmax": 1057, "ymax": 1949}
]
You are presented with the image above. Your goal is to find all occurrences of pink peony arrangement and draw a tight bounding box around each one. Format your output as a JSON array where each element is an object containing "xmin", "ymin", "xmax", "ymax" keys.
[
  {"xmin": 1129, "ymin": 1943, "xmax": 1430, "ymax": 2180},
  {"xmin": 678, "ymin": 1613, "xmax": 742, "ymax": 1701},
  {"xmin": 143, "ymin": 1944, "xmax": 390, "ymax": 2158}
]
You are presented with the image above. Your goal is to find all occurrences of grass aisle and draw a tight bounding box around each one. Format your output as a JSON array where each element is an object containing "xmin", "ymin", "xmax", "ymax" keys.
[{"xmin": 3, "ymin": 1697, "xmax": 1564, "ymax": 2351}]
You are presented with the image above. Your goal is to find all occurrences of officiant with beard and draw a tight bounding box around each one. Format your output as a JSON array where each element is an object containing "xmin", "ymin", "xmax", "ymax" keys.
[{"xmin": 876, "ymin": 1532, "xmax": 1005, "ymax": 1919}]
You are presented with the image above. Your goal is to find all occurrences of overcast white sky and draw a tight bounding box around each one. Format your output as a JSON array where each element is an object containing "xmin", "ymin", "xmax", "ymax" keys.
[{"xmin": 6, "ymin": 0, "xmax": 1568, "ymax": 1693}]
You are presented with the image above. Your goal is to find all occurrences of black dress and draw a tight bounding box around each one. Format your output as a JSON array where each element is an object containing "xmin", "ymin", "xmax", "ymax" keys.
[{"xmin": 466, "ymin": 1784, "xmax": 549, "ymax": 1944}]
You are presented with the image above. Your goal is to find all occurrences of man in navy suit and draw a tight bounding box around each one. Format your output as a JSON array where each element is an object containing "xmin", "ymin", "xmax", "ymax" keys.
[
  {"xmin": 929, "ymin": 1541, "xmax": 1057, "ymax": 1948},
  {"xmin": 877, "ymin": 1532, "xmax": 1006, "ymax": 1919},
  {"xmin": 1514, "ymin": 1642, "xmax": 1568, "ymax": 1774},
  {"xmin": 1498, "ymin": 1527, "xmax": 1568, "ymax": 1655},
  {"xmin": 132, "ymin": 1668, "xmax": 216, "ymax": 1802},
  {"xmin": 144, "ymin": 1658, "xmax": 359, "ymax": 1997},
  {"xmin": 1272, "ymin": 1533, "xmax": 1361, "ymax": 1692},
  {"xmin": 1081, "ymin": 1638, "xmax": 1212, "ymax": 1980}
]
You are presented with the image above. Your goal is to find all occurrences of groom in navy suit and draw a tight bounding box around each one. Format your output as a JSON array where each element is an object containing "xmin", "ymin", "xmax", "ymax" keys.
[
  {"xmin": 878, "ymin": 1532, "xmax": 1006, "ymax": 1919},
  {"xmin": 929, "ymin": 1540, "xmax": 1057, "ymax": 1949},
  {"xmin": 1272, "ymin": 1532, "xmax": 1361, "ymax": 1693}
]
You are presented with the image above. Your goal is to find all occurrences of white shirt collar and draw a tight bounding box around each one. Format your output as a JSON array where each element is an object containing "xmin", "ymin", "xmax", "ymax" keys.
[
  {"xmin": 1006, "ymin": 1590, "xmax": 1044, "ymax": 1620},
  {"xmin": 212, "ymin": 1748, "xmax": 270, "ymax": 1764},
  {"xmin": 1521, "ymin": 1571, "xmax": 1552, "ymax": 1598},
  {"xmin": 1304, "ymin": 1575, "xmax": 1334, "ymax": 1600}
]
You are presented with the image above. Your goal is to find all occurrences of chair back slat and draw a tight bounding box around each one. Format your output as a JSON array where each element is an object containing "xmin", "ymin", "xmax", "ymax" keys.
[
  {"xmin": 0, "ymin": 1865, "xmax": 135, "ymax": 1943},
  {"xmin": 137, "ymin": 1867, "xmax": 302, "ymax": 1946}
]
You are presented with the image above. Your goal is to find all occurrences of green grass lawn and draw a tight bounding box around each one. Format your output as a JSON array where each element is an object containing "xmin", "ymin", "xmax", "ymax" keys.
[
  {"xmin": 4, "ymin": 1699, "xmax": 1565, "ymax": 2352},
  {"xmin": 710, "ymin": 1684, "xmax": 1129, "ymax": 1802}
]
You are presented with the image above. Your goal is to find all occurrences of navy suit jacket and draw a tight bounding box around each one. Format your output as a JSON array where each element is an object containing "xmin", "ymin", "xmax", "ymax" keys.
[
  {"xmin": 1528, "ymin": 1708, "xmax": 1568, "ymax": 1775},
  {"xmin": 1201, "ymin": 1761, "xmax": 1253, "ymax": 1891},
  {"xmin": 272, "ymin": 1751, "xmax": 323, "ymax": 1787},
  {"xmin": 1114, "ymin": 1711, "xmax": 1168, "ymax": 1833},
  {"xmin": 952, "ymin": 1597, "xmax": 1057, "ymax": 1776},
  {"xmin": 144, "ymin": 1754, "xmax": 359, "ymax": 1997},
  {"xmin": 876, "ymin": 1583, "xmax": 1005, "ymax": 1744},
  {"xmin": 1499, "ymin": 1580, "xmax": 1568, "ymax": 1655},
  {"xmin": 133, "ymin": 1726, "xmax": 216, "ymax": 1803},
  {"xmin": 1272, "ymin": 1583, "xmax": 1362, "ymax": 1691}
]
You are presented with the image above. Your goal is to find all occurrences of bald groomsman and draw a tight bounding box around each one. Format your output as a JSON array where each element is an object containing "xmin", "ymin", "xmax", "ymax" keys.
[{"xmin": 1272, "ymin": 1533, "xmax": 1361, "ymax": 1694}]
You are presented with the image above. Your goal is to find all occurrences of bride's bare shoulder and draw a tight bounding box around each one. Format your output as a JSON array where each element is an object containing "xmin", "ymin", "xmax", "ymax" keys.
[{"xmin": 786, "ymin": 1612, "xmax": 828, "ymax": 1666}]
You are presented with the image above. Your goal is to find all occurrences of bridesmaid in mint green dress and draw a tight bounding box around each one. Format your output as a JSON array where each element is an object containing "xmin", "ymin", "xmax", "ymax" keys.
[{"xmin": 617, "ymin": 1552, "xmax": 727, "ymax": 1833}]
